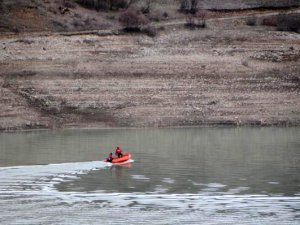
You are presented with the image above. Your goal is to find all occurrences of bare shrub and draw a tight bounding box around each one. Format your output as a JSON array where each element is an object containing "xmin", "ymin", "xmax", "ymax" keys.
[
  {"xmin": 235, "ymin": 36, "xmax": 248, "ymax": 42},
  {"xmin": 158, "ymin": 26, "xmax": 165, "ymax": 31},
  {"xmin": 185, "ymin": 14, "xmax": 196, "ymax": 28},
  {"xmin": 76, "ymin": 0, "xmax": 129, "ymax": 11},
  {"xmin": 113, "ymin": 0, "xmax": 129, "ymax": 9},
  {"xmin": 52, "ymin": 20, "xmax": 69, "ymax": 31},
  {"xmin": 223, "ymin": 35, "xmax": 233, "ymax": 44},
  {"xmin": 196, "ymin": 9, "xmax": 208, "ymax": 27},
  {"xmin": 140, "ymin": 0, "xmax": 151, "ymax": 14},
  {"xmin": 180, "ymin": 0, "xmax": 191, "ymax": 13},
  {"xmin": 0, "ymin": 0, "xmax": 3, "ymax": 12},
  {"xmin": 83, "ymin": 38, "xmax": 96, "ymax": 44},
  {"xmin": 72, "ymin": 18, "xmax": 84, "ymax": 28},
  {"xmin": 48, "ymin": 6, "xmax": 58, "ymax": 14},
  {"xmin": 261, "ymin": 13, "xmax": 300, "ymax": 33},
  {"xmin": 261, "ymin": 16, "xmax": 277, "ymax": 26},
  {"xmin": 106, "ymin": 14, "xmax": 116, "ymax": 20},
  {"xmin": 84, "ymin": 17, "xmax": 93, "ymax": 26},
  {"xmin": 14, "ymin": 39, "xmax": 34, "ymax": 44},
  {"xmin": 149, "ymin": 10, "xmax": 163, "ymax": 22},
  {"xmin": 62, "ymin": 0, "xmax": 76, "ymax": 9},
  {"xmin": 59, "ymin": 6, "xmax": 70, "ymax": 14},
  {"xmin": 241, "ymin": 59, "xmax": 249, "ymax": 67},
  {"xmin": 76, "ymin": 0, "xmax": 106, "ymax": 10},
  {"xmin": 141, "ymin": 25, "xmax": 157, "ymax": 37},
  {"xmin": 180, "ymin": 0, "xmax": 199, "ymax": 14},
  {"xmin": 119, "ymin": 9, "xmax": 149, "ymax": 31},
  {"xmin": 11, "ymin": 27, "xmax": 20, "ymax": 33},
  {"xmin": 74, "ymin": 13, "xmax": 82, "ymax": 19},
  {"xmin": 277, "ymin": 13, "xmax": 300, "ymax": 33},
  {"xmin": 185, "ymin": 10, "xmax": 208, "ymax": 29},
  {"xmin": 246, "ymin": 16, "xmax": 257, "ymax": 26},
  {"xmin": 190, "ymin": 0, "xmax": 199, "ymax": 14}
]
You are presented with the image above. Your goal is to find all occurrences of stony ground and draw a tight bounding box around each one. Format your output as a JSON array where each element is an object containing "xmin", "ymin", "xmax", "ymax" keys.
[{"xmin": 0, "ymin": 11, "xmax": 300, "ymax": 131}]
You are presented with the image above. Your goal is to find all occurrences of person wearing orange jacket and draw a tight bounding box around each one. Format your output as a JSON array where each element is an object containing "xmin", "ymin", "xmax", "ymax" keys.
[
  {"xmin": 106, "ymin": 153, "xmax": 113, "ymax": 162},
  {"xmin": 115, "ymin": 146, "xmax": 123, "ymax": 158}
]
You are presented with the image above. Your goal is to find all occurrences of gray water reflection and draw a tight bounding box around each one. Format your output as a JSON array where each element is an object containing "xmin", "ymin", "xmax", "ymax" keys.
[{"xmin": 1, "ymin": 127, "xmax": 300, "ymax": 196}]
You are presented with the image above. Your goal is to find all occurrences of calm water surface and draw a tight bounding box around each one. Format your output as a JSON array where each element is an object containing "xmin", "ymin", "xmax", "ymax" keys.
[{"xmin": 0, "ymin": 127, "xmax": 299, "ymax": 224}]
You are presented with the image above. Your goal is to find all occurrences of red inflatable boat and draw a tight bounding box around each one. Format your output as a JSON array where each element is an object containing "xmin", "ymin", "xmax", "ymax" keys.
[{"xmin": 105, "ymin": 153, "xmax": 132, "ymax": 164}]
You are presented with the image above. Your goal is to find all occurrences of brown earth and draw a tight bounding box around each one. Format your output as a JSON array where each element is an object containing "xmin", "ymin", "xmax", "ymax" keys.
[
  {"xmin": 1, "ymin": 0, "xmax": 300, "ymax": 33},
  {"xmin": 0, "ymin": 10, "xmax": 300, "ymax": 131}
]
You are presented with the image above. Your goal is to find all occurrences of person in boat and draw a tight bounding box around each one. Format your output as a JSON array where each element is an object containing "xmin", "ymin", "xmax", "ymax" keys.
[
  {"xmin": 106, "ymin": 153, "xmax": 113, "ymax": 162},
  {"xmin": 115, "ymin": 146, "xmax": 123, "ymax": 158}
]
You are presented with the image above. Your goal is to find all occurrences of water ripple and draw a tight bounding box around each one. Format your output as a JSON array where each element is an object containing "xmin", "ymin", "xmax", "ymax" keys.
[{"xmin": 0, "ymin": 162, "xmax": 300, "ymax": 225}]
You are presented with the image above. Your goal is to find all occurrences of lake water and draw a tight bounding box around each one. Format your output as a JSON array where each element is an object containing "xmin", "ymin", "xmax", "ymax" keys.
[{"xmin": 0, "ymin": 127, "xmax": 299, "ymax": 224}]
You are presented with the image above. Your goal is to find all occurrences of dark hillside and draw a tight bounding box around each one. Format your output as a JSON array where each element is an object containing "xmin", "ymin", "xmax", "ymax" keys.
[
  {"xmin": 0, "ymin": 0, "xmax": 119, "ymax": 32},
  {"xmin": 203, "ymin": 0, "xmax": 300, "ymax": 10},
  {"xmin": 1, "ymin": 0, "xmax": 300, "ymax": 33}
]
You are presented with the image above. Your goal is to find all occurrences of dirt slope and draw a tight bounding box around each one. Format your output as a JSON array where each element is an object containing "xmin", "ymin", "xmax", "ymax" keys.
[{"xmin": 0, "ymin": 11, "xmax": 299, "ymax": 131}]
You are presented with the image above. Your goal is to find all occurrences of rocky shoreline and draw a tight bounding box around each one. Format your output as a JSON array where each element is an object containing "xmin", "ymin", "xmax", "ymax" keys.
[{"xmin": 1, "ymin": 11, "xmax": 300, "ymax": 132}]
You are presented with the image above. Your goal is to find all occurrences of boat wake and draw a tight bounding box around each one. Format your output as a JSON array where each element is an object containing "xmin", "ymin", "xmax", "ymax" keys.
[
  {"xmin": 0, "ymin": 162, "xmax": 299, "ymax": 225},
  {"xmin": 0, "ymin": 161, "xmax": 110, "ymax": 193}
]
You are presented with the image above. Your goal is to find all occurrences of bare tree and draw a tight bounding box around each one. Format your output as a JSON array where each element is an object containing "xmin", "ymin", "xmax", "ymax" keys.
[
  {"xmin": 190, "ymin": 0, "xmax": 199, "ymax": 14},
  {"xmin": 180, "ymin": 0, "xmax": 191, "ymax": 13},
  {"xmin": 181, "ymin": 0, "xmax": 203, "ymax": 14},
  {"xmin": 196, "ymin": 9, "xmax": 208, "ymax": 27},
  {"xmin": 185, "ymin": 14, "xmax": 196, "ymax": 27}
]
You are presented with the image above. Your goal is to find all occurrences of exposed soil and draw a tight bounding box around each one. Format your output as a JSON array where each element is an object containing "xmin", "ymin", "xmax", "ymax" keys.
[{"xmin": 0, "ymin": 4, "xmax": 300, "ymax": 131}]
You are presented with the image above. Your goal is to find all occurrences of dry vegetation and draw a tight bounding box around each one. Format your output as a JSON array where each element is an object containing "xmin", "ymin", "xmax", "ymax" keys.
[
  {"xmin": 0, "ymin": 0, "xmax": 178, "ymax": 33},
  {"xmin": 264, "ymin": 13, "xmax": 300, "ymax": 33},
  {"xmin": 1, "ymin": 0, "xmax": 300, "ymax": 33}
]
